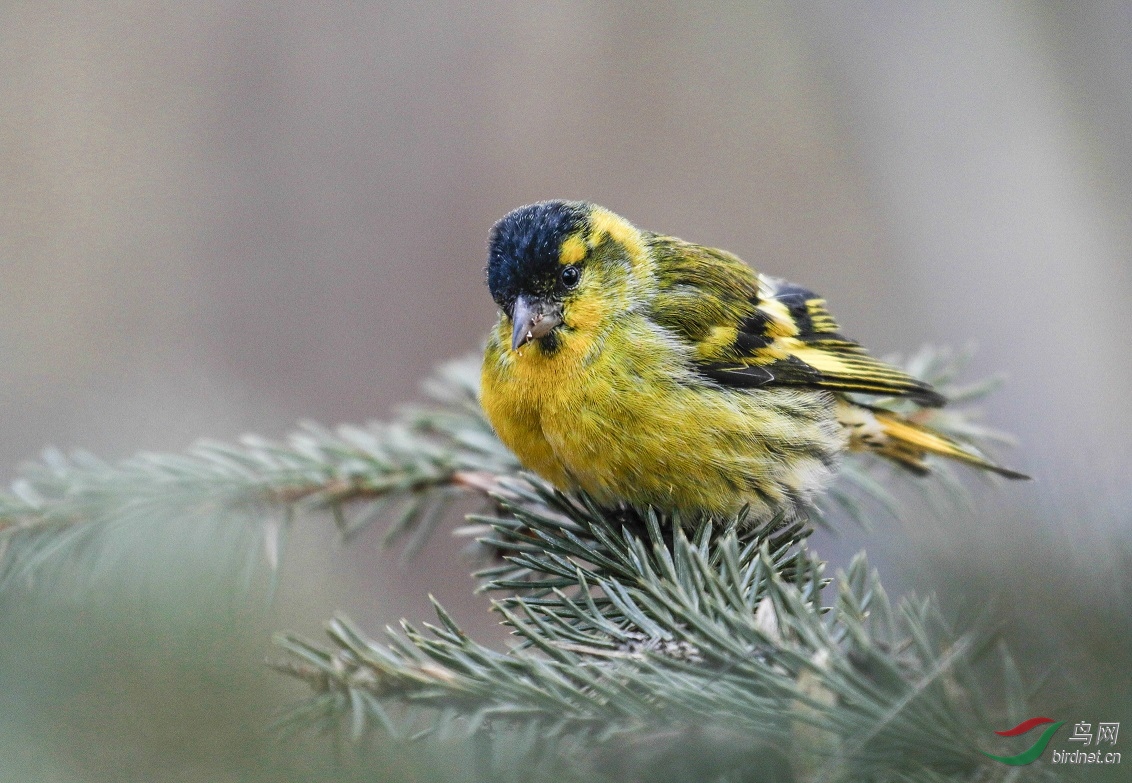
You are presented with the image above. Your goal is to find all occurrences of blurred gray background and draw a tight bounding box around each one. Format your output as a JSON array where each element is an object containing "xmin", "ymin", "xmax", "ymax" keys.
[{"xmin": 1, "ymin": 2, "xmax": 1129, "ymax": 781}]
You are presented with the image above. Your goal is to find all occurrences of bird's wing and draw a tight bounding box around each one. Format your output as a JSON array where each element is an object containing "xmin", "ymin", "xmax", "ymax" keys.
[{"xmin": 646, "ymin": 236, "xmax": 945, "ymax": 406}]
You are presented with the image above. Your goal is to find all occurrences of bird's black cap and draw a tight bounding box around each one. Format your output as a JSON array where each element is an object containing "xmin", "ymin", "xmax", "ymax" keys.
[{"xmin": 486, "ymin": 201, "xmax": 588, "ymax": 314}]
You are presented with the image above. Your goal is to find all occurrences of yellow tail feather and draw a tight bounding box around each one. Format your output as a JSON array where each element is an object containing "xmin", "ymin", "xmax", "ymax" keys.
[{"xmin": 841, "ymin": 404, "xmax": 1029, "ymax": 480}]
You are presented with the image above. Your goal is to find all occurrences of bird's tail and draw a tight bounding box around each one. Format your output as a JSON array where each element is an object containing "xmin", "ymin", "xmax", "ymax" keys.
[{"xmin": 837, "ymin": 401, "xmax": 1030, "ymax": 480}]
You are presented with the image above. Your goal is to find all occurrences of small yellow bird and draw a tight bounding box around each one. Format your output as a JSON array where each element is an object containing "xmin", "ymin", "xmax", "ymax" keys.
[{"xmin": 480, "ymin": 201, "xmax": 1027, "ymax": 521}]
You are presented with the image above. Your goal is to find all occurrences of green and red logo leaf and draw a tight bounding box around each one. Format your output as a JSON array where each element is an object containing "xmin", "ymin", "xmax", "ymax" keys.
[{"xmin": 982, "ymin": 717, "xmax": 1066, "ymax": 765}]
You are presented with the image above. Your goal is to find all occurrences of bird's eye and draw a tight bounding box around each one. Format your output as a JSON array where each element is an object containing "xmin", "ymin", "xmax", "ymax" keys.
[{"xmin": 560, "ymin": 265, "xmax": 581, "ymax": 289}]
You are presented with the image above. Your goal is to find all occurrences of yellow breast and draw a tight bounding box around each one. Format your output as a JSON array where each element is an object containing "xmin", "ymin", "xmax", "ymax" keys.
[{"xmin": 480, "ymin": 314, "xmax": 844, "ymax": 520}]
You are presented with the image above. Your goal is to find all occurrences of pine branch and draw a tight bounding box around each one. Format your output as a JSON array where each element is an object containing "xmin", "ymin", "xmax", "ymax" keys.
[
  {"xmin": 0, "ymin": 347, "xmax": 1040, "ymax": 781},
  {"xmin": 271, "ymin": 488, "xmax": 1022, "ymax": 780},
  {"xmin": 0, "ymin": 356, "xmax": 514, "ymax": 588}
]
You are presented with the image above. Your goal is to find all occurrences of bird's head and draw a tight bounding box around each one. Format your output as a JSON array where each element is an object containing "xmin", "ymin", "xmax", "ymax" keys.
[{"xmin": 485, "ymin": 201, "xmax": 650, "ymax": 353}]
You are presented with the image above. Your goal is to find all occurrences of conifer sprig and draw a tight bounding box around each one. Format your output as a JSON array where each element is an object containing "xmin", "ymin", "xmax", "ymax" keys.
[
  {"xmin": 0, "ymin": 348, "xmax": 1040, "ymax": 781},
  {"xmin": 272, "ymin": 481, "xmax": 1026, "ymax": 780}
]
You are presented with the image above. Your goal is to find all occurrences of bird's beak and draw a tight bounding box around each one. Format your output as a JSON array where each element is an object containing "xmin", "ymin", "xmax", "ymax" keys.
[{"xmin": 510, "ymin": 295, "xmax": 563, "ymax": 351}]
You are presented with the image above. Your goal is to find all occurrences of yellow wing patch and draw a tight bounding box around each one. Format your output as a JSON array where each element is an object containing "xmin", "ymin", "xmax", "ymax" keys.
[
  {"xmin": 805, "ymin": 298, "xmax": 840, "ymax": 333},
  {"xmin": 754, "ymin": 298, "xmax": 800, "ymax": 339},
  {"xmin": 693, "ymin": 326, "xmax": 741, "ymax": 361},
  {"xmin": 696, "ymin": 276, "xmax": 947, "ymax": 406}
]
